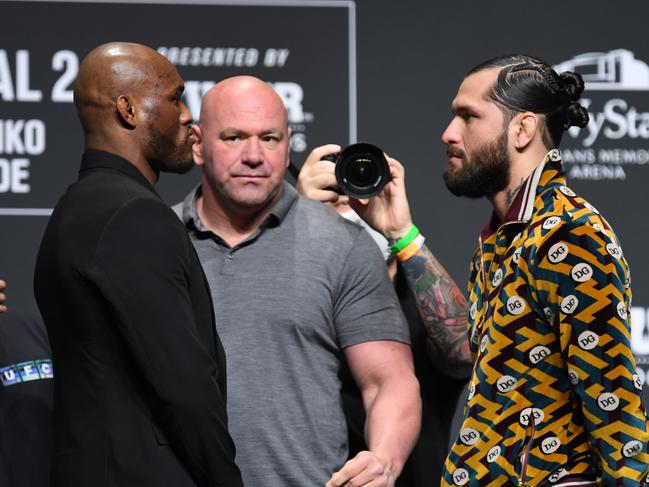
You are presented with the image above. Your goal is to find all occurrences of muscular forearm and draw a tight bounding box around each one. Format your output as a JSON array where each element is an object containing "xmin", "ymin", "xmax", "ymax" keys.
[
  {"xmin": 363, "ymin": 374, "xmax": 421, "ymax": 478},
  {"xmin": 400, "ymin": 243, "xmax": 472, "ymax": 378}
]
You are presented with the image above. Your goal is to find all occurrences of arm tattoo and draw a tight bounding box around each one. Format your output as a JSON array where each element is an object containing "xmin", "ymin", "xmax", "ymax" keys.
[{"xmin": 401, "ymin": 244, "xmax": 472, "ymax": 378}]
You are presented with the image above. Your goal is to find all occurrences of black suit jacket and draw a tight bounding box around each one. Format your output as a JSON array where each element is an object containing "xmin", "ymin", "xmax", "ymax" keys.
[{"xmin": 34, "ymin": 151, "xmax": 243, "ymax": 487}]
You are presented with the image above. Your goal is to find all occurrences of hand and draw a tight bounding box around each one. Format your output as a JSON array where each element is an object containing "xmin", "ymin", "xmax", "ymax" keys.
[
  {"xmin": 0, "ymin": 279, "xmax": 6, "ymax": 312},
  {"xmin": 296, "ymin": 144, "xmax": 343, "ymax": 204},
  {"xmin": 326, "ymin": 450, "xmax": 396, "ymax": 487},
  {"xmin": 349, "ymin": 156, "xmax": 413, "ymax": 240}
]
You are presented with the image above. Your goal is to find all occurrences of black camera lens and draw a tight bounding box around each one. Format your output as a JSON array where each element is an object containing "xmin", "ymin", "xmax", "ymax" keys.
[{"xmin": 333, "ymin": 143, "xmax": 389, "ymax": 199}]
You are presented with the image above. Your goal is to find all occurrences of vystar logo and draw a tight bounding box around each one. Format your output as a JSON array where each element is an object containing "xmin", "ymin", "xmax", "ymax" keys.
[{"xmin": 554, "ymin": 49, "xmax": 649, "ymax": 180}]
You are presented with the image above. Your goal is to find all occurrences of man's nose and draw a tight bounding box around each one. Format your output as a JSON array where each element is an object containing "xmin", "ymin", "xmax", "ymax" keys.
[
  {"xmin": 180, "ymin": 101, "xmax": 193, "ymax": 127},
  {"xmin": 442, "ymin": 117, "xmax": 461, "ymax": 145},
  {"xmin": 242, "ymin": 137, "xmax": 263, "ymax": 165}
]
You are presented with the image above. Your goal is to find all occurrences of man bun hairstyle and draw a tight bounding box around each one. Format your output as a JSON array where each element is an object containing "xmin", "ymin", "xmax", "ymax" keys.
[{"xmin": 469, "ymin": 54, "xmax": 589, "ymax": 147}]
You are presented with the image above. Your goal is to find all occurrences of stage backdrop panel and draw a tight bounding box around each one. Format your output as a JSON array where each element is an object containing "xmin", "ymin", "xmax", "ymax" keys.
[{"xmin": 0, "ymin": 0, "xmax": 355, "ymax": 310}]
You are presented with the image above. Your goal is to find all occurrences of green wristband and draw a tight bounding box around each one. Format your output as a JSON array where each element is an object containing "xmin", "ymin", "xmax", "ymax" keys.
[{"xmin": 389, "ymin": 225, "xmax": 419, "ymax": 254}]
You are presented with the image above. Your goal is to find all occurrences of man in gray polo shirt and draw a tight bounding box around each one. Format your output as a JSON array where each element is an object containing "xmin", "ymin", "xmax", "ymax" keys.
[{"xmin": 175, "ymin": 76, "xmax": 421, "ymax": 487}]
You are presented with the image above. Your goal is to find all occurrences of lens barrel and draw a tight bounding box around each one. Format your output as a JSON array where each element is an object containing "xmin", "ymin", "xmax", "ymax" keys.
[{"xmin": 332, "ymin": 143, "xmax": 390, "ymax": 198}]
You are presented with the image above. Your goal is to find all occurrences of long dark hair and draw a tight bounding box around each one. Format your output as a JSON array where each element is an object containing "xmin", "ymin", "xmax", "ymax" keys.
[{"xmin": 469, "ymin": 54, "xmax": 589, "ymax": 147}]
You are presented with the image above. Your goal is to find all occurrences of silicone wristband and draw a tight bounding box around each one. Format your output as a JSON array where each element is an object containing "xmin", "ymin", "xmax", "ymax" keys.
[{"xmin": 389, "ymin": 225, "xmax": 419, "ymax": 254}]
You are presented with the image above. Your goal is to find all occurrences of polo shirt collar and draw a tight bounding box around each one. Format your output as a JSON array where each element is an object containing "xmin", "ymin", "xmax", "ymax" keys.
[{"xmin": 180, "ymin": 180, "xmax": 299, "ymax": 233}]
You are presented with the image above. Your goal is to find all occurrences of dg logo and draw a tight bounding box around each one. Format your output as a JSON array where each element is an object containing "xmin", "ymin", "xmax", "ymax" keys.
[
  {"xmin": 519, "ymin": 407, "xmax": 544, "ymax": 427},
  {"xmin": 617, "ymin": 302, "xmax": 628, "ymax": 320},
  {"xmin": 606, "ymin": 242, "xmax": 622, "ymax": 259},
  {"xmin": 577, "ymin": 330, "xmax": 599, "ymax": 351},
  {"xmin": 622, "ymin": 440, "xmax": 643, "ymax": 458},
  {"xmin": 543, "ymin": 216, "xmax": 561, "ymax": 230},
  {"xmin": 506, "ymin": 295, "xmax": 526, "ymax": 316},
  {"xmin": 459, "ymin": 427, "xmax": 480, "ymax": 446},
  {"xmin": 560, "ymin": 295, "xmax": 579, "ymax": 315},
  {"xmin": 571, "ymin": 263, "xmax": 593, "ymax": 283},
  {"xmin": 452, "ymin": 468, "xmax": 469, "ymax": 486},
  {"xmin": 541, "ymin": 436, "xmax": 561, "ymax": 455},
  {"xmin": 547, "ymin": 242, "xmax": 568, "ymax": 264},
  {"xmin": 559, "ymin": 185, "xmax": 576, "ymax": 197},
  {"xmin": 597, "ymin": 392, "xmax": 620, "ymax": 411},
  {"xmin": 486, "ymin": 445, "xmax": 501, "ymax": 463}
]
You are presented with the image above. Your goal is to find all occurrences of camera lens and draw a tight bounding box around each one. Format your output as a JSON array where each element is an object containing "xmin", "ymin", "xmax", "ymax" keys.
[
  {"xmin": 347, "ymin": 158, "xmax": 376, "ymax": 186},
  {"xmin": 334, "ymin": 143, "xmax": 389, "ymax": 199}
]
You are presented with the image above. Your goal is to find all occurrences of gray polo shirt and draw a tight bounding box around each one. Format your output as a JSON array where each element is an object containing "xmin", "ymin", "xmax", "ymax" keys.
[{"xmin": 175, "ymin": 182, "xmax": 409, "ymax": 487}]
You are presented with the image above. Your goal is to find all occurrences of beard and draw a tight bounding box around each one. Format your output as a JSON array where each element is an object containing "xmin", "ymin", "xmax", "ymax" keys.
[
  {"xmin": 145, "ymin": 123, "xmax": 194, "ymax": 175},
  {"xmin": 443, "ymin": 131, "xmax": 510, "ymax": 199}
]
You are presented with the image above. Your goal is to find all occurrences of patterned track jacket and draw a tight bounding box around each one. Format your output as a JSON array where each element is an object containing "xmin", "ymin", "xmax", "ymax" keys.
[{"xmin": 442, "ymin": 150, "xmax": 649, "ymax": 486}]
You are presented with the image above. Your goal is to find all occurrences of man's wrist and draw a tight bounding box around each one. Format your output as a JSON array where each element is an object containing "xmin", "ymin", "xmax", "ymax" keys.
[
  {"xmin": 386, "ymin": 222, "xmax": 416, "ymax": 243},
  {"xmin": 388, "ymin": 224, "xmax": 419, "ymax": 252}
]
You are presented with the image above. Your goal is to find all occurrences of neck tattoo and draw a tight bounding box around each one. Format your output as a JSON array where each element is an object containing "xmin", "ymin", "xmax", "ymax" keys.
[{"xmin": 505, "ymin": 178, "xmax": 525, "ymax": 206}]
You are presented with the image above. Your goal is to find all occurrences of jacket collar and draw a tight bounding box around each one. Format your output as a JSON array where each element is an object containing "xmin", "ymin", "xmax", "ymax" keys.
[
  {"xmin": 481, "ymin": 149, "xmax": 567, "ymax": 240},
  {"xmin": 79, "ymin": 150, "xmax": 159, "ymax": 197}
]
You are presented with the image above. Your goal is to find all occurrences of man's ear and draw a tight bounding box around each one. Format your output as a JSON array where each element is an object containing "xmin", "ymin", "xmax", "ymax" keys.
[
  {"xmin": 285, "ymin": 127, "xmax": 292, "ymax": 168},
  {"xmin": 192, "ymin": 125, "xmax": 204, "ymax": 166},
  {"xmin": 511, "ymin": 112, "xmax": 538, "ymax": 150},
  {"xmin": 116, "ymin": 95, "xmax": 137, "ymax": 128}
]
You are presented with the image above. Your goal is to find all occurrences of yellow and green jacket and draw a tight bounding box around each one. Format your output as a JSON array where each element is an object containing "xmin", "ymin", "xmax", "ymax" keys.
[{"xmin": 443, "ymin": 150, "xmax": 649, "ymax": 486}]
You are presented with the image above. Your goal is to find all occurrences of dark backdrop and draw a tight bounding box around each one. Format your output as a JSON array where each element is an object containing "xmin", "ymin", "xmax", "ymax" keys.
[{"xmin": 1, "ymin": 0, "xmax": 648, "ymax": 450}]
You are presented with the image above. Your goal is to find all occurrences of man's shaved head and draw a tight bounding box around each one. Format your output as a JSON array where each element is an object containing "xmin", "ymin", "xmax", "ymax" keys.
[
  {"xmin": 199, "ymin": 76, "xmax": 288, "ymax": 131},
  {"xmin": 73, "ymin": 42, "xmax": 195, "ymax": 179},
  {"xmin": 74, "ymin": 42, "xmax": 168, "ymax": 135}
]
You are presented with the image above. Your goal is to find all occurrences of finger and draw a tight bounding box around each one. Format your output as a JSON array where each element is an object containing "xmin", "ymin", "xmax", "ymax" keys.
[
  {"xmin": 384, "ymin": 156, "xmax": 405, "ymax": 180},
  {"xmin": 348, "ymin": 198, "xmax": 369, "ymax": 216},
  {"xmin": 0, "ymin": 279, "xmax": 5, "ymax": 291},
  {"xmin": 327, "ymin": 454, "xmax": 370, "ymax": 486},
  {"xmin": 316, "ymin": 189, "xmax": 344, "ymax": 204},
  {"xmin": 304, "ymin": 144, "xmax": 342, "ymax": 168},
  {"xmin": 299, "ymin": 173, "xmax": 339, "ymax": 199},
  {"xmin": 0, "ymin": 293, "xmax": 5, "ymax": 303}
]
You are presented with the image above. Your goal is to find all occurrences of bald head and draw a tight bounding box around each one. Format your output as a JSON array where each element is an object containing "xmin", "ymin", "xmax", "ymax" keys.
[
  {"xmin": 192, "ymin": 75, "xmax": 291, "ymax": 218},
  {"xmin": 74, "ymin": 42, "xmax": 176, "ymax": 136},
  {"xmin": 199, "ymin": 76, "xmax": 288, "ymax": 131},
  {"xmin": 73, "ymin": 42, "xmax": 194, "ymax": 180}
]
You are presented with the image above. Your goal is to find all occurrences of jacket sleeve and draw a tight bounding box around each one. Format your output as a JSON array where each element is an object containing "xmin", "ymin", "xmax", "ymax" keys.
[
  {"xmin": 89, "ymin": 198, "xmax": 243, "ymax": 487},
  {"xmin": 534, "ymin": 217, "xmax": 649, "ymax": 486}
]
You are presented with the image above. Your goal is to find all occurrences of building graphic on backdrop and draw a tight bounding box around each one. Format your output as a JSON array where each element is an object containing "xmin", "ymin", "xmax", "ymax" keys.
[
  {"xmin": 554, "ymin": 49, "xmax": 649, "ymax": 91},
  {"xmin": 554, "ymin": 49, "xmax": 649, "ymax": 181}
]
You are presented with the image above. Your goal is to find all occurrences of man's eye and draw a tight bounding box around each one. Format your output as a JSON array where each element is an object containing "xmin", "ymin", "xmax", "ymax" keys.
[{"xmin": 225, "ymin": 135, "xmax": 240, "ymax": 141}]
